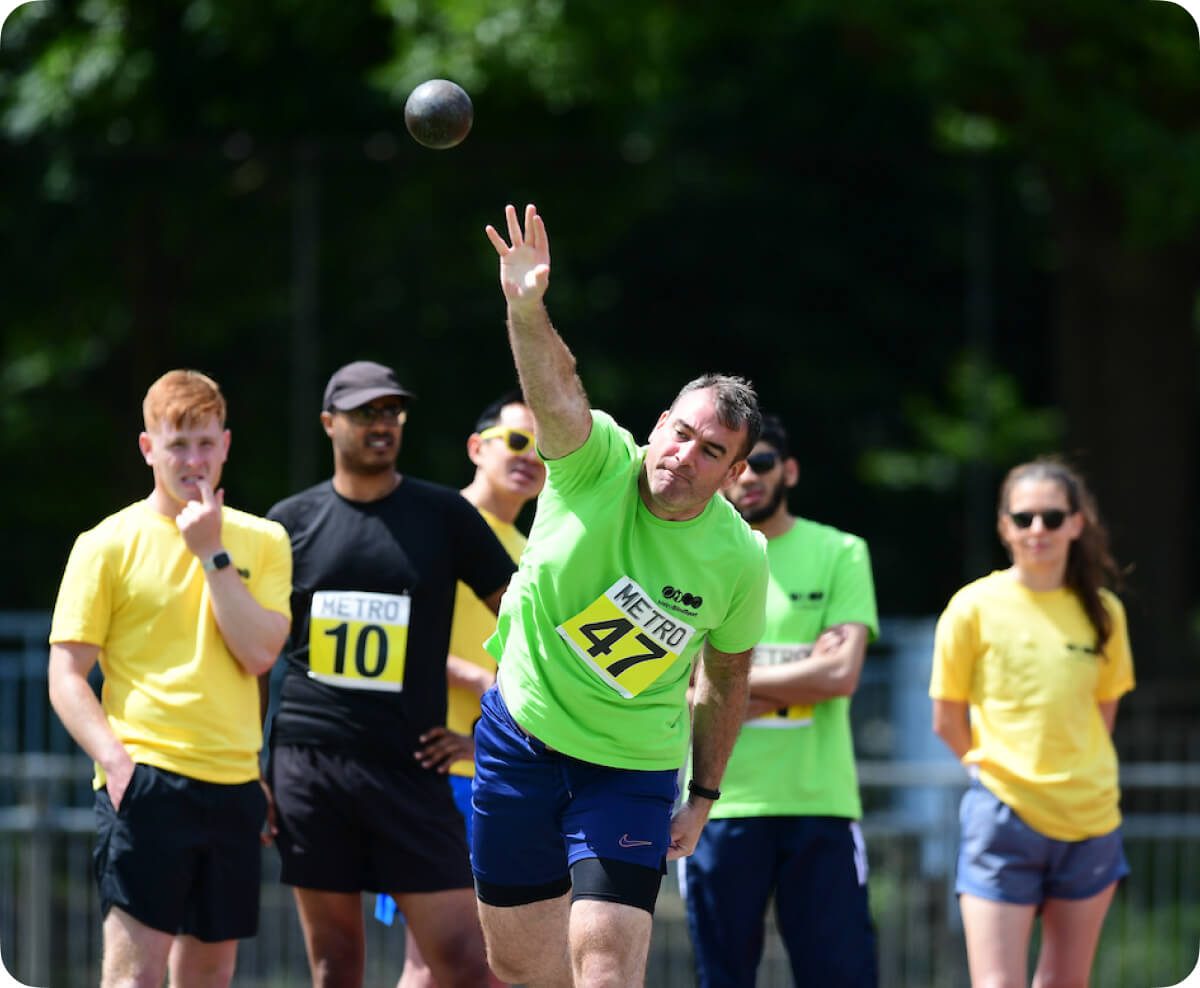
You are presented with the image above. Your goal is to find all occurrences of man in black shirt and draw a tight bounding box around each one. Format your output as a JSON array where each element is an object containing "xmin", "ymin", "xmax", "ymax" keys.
[{"xmin": 266, "ymin": 360, "xmax": 515, "ymax": 988}]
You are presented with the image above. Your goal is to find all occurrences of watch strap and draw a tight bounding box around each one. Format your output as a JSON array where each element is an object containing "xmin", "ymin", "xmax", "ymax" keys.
[
  {"xmin": 687, "ymin": 779, "xmax": 722, "ymax": 801},
  {"xmin": 202, "ymin": 550, "xmax": 232, "ymax": 573}
]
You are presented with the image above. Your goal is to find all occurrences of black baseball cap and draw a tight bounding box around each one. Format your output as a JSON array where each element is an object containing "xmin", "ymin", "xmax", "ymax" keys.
[{"xmin": 323, "ymin": 360, "xmax": 415, "ymax": 411}]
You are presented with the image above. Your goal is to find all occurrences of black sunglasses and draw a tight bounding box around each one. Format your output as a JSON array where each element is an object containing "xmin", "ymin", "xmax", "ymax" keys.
[
  {"xmin": 340, "ymin": 403, "xmax": 408, "ymax": 426},
  {"xmin": 745, "ymin": 451, "xmax": 779, "ymax": 475},
  {"xmin": 1008, "ymin": 509, "xmax": 1071, "ymax": 530}
]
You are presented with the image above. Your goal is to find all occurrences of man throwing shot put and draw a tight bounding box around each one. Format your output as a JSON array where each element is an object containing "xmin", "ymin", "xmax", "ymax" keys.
[
  {"xmin": 471, "ymin": 204, "xmax": 769, "ymax": 988},
  {"xmin": 265, "ymin": 360, "xmax": 516, "ymax": 988}
]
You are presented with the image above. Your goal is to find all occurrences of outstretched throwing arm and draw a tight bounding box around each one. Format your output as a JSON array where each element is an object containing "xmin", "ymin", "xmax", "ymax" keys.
[{"xmin": 485, "ymin": 203, "xmax": 591, "ymax": 459}]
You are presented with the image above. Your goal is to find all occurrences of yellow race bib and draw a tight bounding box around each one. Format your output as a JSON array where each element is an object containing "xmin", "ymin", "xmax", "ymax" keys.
[
  {"xmin": 745, "ymin": 643, "xmax": 813, "ymax": 728},
  {"xmin": 307, "ymin": 590, "xmax": 410, "ymax": 692},
  {"xmin": 557, "ymin": 577, "xmax": 696, "ymax": 698}
]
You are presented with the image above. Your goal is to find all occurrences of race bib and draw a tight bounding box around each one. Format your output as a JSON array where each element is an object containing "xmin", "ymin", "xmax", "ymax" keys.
[
  {"xmin": 307, "ymin": 590, "xmax": 410, "ymax": 692},
  {"xmin": 557, "ymin": 577, "xmax": 696, "ymax": 698},
  {"xmin": 745, "ymin": 643, "xmax": 813, "ymax": 728}
]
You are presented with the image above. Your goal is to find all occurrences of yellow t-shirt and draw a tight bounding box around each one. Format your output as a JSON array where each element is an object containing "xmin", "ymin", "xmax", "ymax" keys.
[
  {"xmin": 930, "ymin": 570, "xmax": 1134, "ymax": 841},
  {"xmin": 49, "ymin": 501, "xmax": 292, "ymax": 786},
  {"xmin": 446, "ymin": 508, "xmax": 525, "ymax": 777}
]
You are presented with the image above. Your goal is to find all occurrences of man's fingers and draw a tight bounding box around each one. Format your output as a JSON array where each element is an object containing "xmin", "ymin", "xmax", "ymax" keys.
[
  {"xmin": 532, "ymin": 212, "xmax": 549, "ymax": 254},
  {"xmin": 196, "ymin": 478, "xmax": 215, "ymax": 505},
  {"xmin": 485, "ymin": 224, "xmax": 509, "ymax": 254},
  {"xmin": 523, "ymin": 204, "xmax": 538, "ymax": 245},
  {"xmin": 505, "ymin": 203, "xmax": 523, "ymax": 245}
]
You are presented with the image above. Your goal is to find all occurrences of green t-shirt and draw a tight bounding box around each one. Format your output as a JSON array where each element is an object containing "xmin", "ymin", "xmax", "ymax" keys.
[
  {"xmin": 709, "ymin": 518, "xmax": 878, "ymax": 819},
  {"xmin": 488, "ymin": 410, "xmax": 769, "ymax": 771}
]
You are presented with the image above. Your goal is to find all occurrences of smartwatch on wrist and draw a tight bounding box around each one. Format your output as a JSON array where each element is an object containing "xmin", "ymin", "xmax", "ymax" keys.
[{"xmin": 202, "ymin": 550, "xmax": 232, "ymax": 573}]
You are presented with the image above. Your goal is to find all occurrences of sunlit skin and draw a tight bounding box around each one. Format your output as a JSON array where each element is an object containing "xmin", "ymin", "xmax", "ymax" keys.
[
  {"xmin": 639, "ymin": 388, "xmax": 748, "ymax": 522},
  {"xmin": 321, "ymin": 397, "xmax": 406, "ymax": 479},
  {"xmin": 467, "ymin": 402, "xmax": 546, "ymax": 513},
  {"xmin": 722, "ymin": 440, "xmax": 799, "ymax": 536},
  {"xmin": 998, "ymin": 477, "xmax": 1084, "ymax": 592},
  {"xmin": 138, "ymin": 416, "xmax": 230, "ymax": 517}
]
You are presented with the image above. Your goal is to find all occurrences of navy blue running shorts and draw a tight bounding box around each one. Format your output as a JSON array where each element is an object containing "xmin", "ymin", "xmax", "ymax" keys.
[{"xmin": 470, "ymin": 686, "xmax": 676, "ymax": 913}]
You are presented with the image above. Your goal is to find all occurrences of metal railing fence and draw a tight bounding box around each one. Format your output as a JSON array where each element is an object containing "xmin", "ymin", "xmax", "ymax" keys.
[
  {"xmin": 3, "ymin": 756, "xmax": 1200, "ymax": 988},
  {"xmin": 6, "ymin": 611, "xmax": 1200, "ymax": 986}
]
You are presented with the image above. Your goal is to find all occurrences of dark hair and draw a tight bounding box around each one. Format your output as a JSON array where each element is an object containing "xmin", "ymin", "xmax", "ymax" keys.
[
  {"xmin": 670, "ymin": 373, "xmax": 761, "ymax": 460},
  {"xmin": 997, "ymin": 458, "xmax": 1124, "ymax": 653},
  {"xmin": 473, "ymin": 388, "xmax": 527, "ymax": 435},
  {"xmin": 757, "ymin": 413, "xmax": 791, "ymax": 460}
]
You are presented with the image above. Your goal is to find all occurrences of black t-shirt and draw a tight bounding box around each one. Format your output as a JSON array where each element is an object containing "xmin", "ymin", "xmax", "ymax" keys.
[{"xmin": 266, "ymin": 477, "xmax": 516, "ymax": 761}]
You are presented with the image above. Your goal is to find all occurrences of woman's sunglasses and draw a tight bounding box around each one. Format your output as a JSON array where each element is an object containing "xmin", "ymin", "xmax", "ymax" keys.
[
  {"xmin": 479, "ymin": 426, "xmax": 536, "ymax": 454},
  {"xmin": 1008, "ymin": 509, "xmax": 1072, "ymax": 530}
]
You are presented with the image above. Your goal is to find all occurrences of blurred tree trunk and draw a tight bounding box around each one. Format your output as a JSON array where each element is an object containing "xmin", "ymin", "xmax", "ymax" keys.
[{"xmin": 1053, "ymin": 192, "xmax": 1199, "ymax": 679}]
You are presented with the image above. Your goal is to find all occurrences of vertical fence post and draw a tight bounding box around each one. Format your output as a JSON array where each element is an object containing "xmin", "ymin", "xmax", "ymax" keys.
[{"xmin": 20, "ymin": 759, "xmax": 52, "ymax": 987}]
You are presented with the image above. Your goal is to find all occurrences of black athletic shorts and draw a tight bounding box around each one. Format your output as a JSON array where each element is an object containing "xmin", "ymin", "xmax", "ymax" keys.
[
  {"xmin": 268, "ymin": 743, "xmax": 472, "ymax": 894},
  {"xmin": 93, "ymin": 763, "xmax": 266, "ymax": 942}
]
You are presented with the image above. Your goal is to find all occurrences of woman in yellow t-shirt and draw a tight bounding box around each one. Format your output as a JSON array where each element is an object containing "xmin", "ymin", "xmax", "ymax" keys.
[{"xmin": 930, "ymin": 458, "xmax": 1134, "ymax": 987}]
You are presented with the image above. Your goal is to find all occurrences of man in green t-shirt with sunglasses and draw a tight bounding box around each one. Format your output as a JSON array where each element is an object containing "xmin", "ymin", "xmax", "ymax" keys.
[{"xmin": 684, "ymin": 413, "xmax": 880, "ymax": 987}]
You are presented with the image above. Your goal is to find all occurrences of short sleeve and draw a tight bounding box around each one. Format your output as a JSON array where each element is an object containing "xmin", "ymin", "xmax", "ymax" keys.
[
  {"xmin": 48, "ymin": 531, "xmax": 112, "ymax": 647},
  {"xmin": 930, "ymin": 591, "xmax": 979, "ymax": 701},
  {"xmin": 706, "ymin": 533, "xmax": 769, "ymax": 655},
  {"xmin": 1095, "ymin": 591, "xmax": 1134, "ymax": 701},
  {"xmin": 824, "ymin": 535, "xmax": 879, "ymax": 640},
  {"xmin": 250, "ymin": 521, "xmax": 293, "ymax": 620},
  {"xmin": 541, "ymin": 411, "xmax": 637, "ymax": 499}
]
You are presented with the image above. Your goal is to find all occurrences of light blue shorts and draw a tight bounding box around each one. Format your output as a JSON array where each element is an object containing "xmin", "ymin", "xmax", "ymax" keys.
[{"xmin": 956, "ymin": 782, "xmax": 1129, "ymax": 905}]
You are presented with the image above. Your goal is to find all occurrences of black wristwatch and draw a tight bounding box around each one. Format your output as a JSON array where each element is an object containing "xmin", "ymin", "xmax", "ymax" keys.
[
  {"xmin": 202, "ymin": 550, "xmax": 232, "ymax": 573},
  {"xmin": 688, "ymin": 780, "xmax": 722, "ymax": 801}
]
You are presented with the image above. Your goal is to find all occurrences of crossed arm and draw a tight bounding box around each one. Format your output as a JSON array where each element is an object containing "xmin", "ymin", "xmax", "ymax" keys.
[{"xmin": 744, "ymin": 622, "xmax": 869, "ymax": 718}]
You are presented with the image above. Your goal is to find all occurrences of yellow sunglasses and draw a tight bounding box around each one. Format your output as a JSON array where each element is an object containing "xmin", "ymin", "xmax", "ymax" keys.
[{"xmin": 478, "ymin": 426, "xmax": 535, "ymax": 454}]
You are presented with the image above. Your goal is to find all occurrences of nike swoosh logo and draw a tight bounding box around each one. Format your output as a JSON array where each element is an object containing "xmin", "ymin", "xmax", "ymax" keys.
[{"xmin": 619, "ymin": 834, "xmax": 653, "ymax": 848}]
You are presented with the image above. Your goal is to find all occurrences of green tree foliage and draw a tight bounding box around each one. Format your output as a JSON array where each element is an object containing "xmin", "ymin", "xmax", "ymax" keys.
[{"xmin": 0, "ymin": 0, "xmax": 1196, "ymax": 679}]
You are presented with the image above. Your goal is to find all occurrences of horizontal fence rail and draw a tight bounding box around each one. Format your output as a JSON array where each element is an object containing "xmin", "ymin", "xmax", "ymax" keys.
[
  {"xmin": 2, "ymin": 758, "xmax": 1199, "ymax": 988},
  {"xmin": 7, "ymin": 612, "xmax": 1199, "ymax": 986}
]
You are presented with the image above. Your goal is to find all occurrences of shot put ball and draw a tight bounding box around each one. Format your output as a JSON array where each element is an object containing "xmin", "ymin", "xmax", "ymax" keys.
[{"xmin": 404, "ymin": 79, "xmax": 474, "ymax": 150}]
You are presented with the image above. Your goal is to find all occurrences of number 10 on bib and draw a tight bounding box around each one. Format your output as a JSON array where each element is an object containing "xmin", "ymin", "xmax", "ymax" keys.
[{"xmin": 307, "ymin": 590, "xmax": 410, "ymax": 692}]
